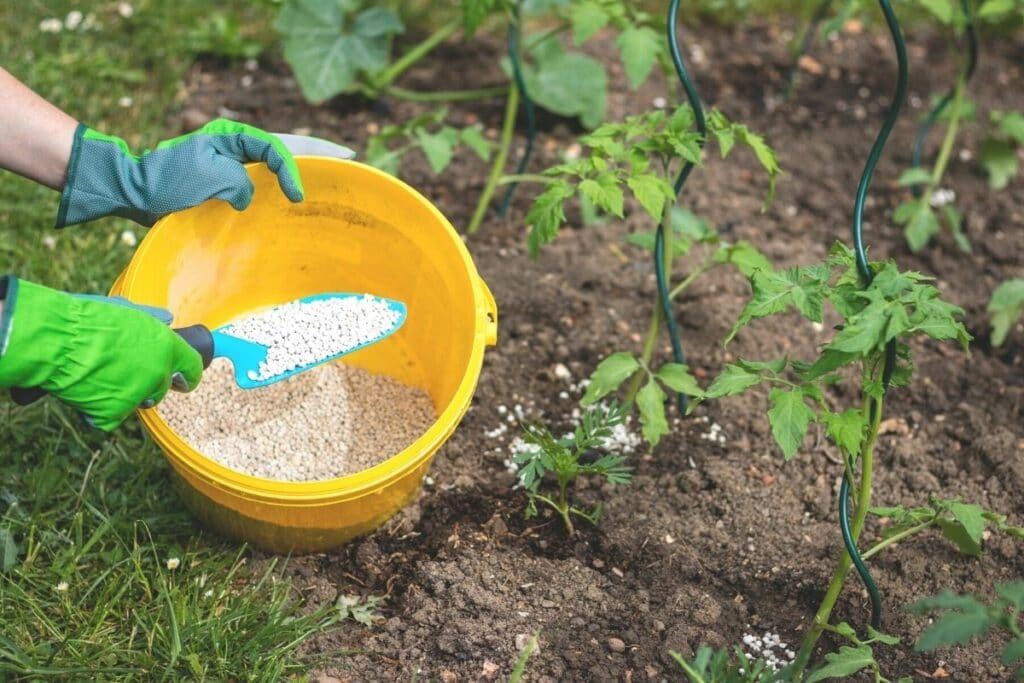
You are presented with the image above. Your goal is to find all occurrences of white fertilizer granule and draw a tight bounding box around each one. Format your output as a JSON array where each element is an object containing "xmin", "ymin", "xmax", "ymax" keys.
[
  {"xmin": 221, "ymin": 296, "xmax": 403, "ymax": 382},
  {"xmin": 158, "ymin": 359, "xmax": 435, "ymax": 481}
]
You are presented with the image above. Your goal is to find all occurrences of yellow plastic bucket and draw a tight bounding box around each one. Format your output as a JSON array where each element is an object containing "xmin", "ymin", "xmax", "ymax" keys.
[{"xmin": 110, "ymin": 157, "xmax": 497, "ymax": 553}]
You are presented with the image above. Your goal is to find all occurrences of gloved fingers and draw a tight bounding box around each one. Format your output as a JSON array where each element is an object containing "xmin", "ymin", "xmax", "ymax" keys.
[
  {"xmin": 190, "ymin": 119, "xmax": 303, "ymax": 203},
  {"xmin": 141, "ymin": 373, "xmax": 173, "ymax": 410},
  {"xmin": 204, "ymin": 154, "xmax": 256, "ymax": 211},
  {"xmin": 169, "ymin": 332, "xmax": 204, "ymax": 393}
]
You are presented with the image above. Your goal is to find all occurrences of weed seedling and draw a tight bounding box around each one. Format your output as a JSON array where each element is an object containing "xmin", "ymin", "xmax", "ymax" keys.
[{"xmin": 514, "ymin": 402, "xmax": 633, "ymax": 535}]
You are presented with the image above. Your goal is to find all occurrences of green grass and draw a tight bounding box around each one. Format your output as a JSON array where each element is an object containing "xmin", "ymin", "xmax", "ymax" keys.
[{"xmin": 0, "ymin": 2, "xmax": 342, "ymax": 679}]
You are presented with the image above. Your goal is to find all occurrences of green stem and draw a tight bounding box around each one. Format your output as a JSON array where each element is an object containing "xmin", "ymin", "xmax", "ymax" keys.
[
  {"xmin": 668, "ymin": 259, "xmax": 714, "ymax": 300},
  {"xmin": 383, "ymin": 84, "xmax": 507, "ymax": 103},
  {"xmin": 496, "ymin": 173, "xmax": 557, "ymax": 185},
  {"xmin": 919, "ymin": 71, "xmax": 966, "ymax": 203},
  {"xmin": 792, "ymin": 395, "xmax": 883, "ymax": 675},
  {"xmin": 860, "ymin": 519, "xmax": 936, "ymax": 561},
  {"xmin": 626, "ymin": 202, "xmax": 674, "ymax": 402},
  {"xmin": 370, "ymin": 20, "xmax": 461, "ymax": 91},
  {"xmin": 558, "ymin": 480, "xmax": 574, "ymax": 536},
  {"xmin": 466, "ymin": 85, "xmax": 518, "ymax": 234}
]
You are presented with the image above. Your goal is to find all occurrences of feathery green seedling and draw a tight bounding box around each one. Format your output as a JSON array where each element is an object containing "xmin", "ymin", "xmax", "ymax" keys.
[
  {"xmin": 692, "ymin": 242, "xmax": 1023, "ymax": 675},
  {"xmin": 671, "ymin": 646, "xmax": 784, "ymax": 682},
  {"xmin": 514, "ymin": 402, "xmax": 633, "ymax": 535},
  {"xmin": 910, "ymin": 581, "xmax": 1024, "ymax": 679},
  {"xmin": 516, "ymin": 104, "xmax": 777, "ymax": 447}
]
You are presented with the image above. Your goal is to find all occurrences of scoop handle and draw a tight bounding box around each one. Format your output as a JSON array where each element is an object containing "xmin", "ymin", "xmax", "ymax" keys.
[{"xmin": 9, "ymin": 326, "xmax": 215, "ymax": 406}]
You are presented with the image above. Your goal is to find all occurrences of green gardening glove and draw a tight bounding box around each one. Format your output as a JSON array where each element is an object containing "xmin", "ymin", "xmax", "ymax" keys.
[
  {"xmin": 0, "ymin": 276, "xmax": 203, "ymax": 431},
  {"xmin": 56, "ymin": 119, "xmax": 304, "ymax": 228}
]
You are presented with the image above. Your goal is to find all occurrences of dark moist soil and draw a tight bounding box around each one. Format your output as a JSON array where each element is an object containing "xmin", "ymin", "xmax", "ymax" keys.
[{"xmin": 178, "ymin": 19, "xmax": 1023, "ymax": 683}]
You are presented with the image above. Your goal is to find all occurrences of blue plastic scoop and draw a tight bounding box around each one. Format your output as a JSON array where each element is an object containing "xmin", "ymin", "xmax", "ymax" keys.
[{"xmin": 177, "ymin": 293, "xmax": 407, "ymax": 390}]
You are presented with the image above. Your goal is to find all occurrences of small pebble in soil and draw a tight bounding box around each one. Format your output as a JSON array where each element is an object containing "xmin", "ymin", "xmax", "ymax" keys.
[
  {"xmin": 607, "ymin": 637, "xmax": 626, "ymax": 653},
  {"xmin": 159, "ymin": 359, "xmax": 435, "ymax": 481}
]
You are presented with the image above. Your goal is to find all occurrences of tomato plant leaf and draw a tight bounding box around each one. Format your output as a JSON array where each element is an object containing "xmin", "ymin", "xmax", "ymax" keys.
[
  {"xmin": 655, "ymin": 363, "xmax": 704, "ymax": 397},
  {"xmin": 979, "ymin": 137, "xmax": 1018, "ymax": 191},
  {"xmin": 636, "ymin": 379, "xmax": 669, "ymax": 446},
  {"xmin": 416, "ymin": 127, "xmax": 460, "ymax": 173},
  {"xmin": 937, "ymin": 517, "xmax": 983, "ymax": 557},
  {"xmin": 582, "ymin": 352, "xmax": 640, "ymax": 404},
  {"xmin": 768, "ymin": 388, "xmax": 814, "ymax": 460},
  {"xmin": 911, "ymin": 592, "xmax": 992, "ymax": 651},
  {"xmin": 626, "ymin": 173, "xmax": 672, "ymax": 221},
  {"xmin": 978, "ymin": 0, "xmax": 1017, "ymax": 18},
  {"xmin": 994, "ymin": 110, "xmax": 1024, "ymax": 144},
  {"xmin": 822, "ymin": 409, "xmax": 865, "ymax": 457},
  {"xmin": 901, "ymin": 201, "xmax": 941, "ymax": 252},
  {"xmin": 515, "ymin": 38, "xmax": 607, "ymax": 129},
  {"xmin": 897, "ymin": 168, "xmax": 933, "ymax": 186},
  {"xmin": 996, "ymin": 582, "xmax": 1024, "ymax": 610},
  {"xmin": 526, "ymin": 180, "xmax": 574, "ymax": 257},
  {"xmin": 805, "ymin": 644, "xmax": 876, "ymax": 682},
  {"xmin": 949, "ymin": 502, "xmax": 986, "ymax": 547},
  {"xmin": 569, "ymin": 1, "xmax": 610, "ymax": 44},
  {"xmin": 705, "ymin": 364, "xmax": 763, "ymax": 398},
  {"xmin": 579, "ymin": 177, "xmax": 624, "ymax": 217},
  {"xmin": 988, "ymin": 278, "xmax": 1024, "ymax": 347},
  {"xmin": 462, "ymin": 0, "xmax": 497, "ymax": 38},
  {"xmin": 459, "ymin": 125, "xmax": 491, "ymax": 161},
  {"xmin": 918, "ymin": 0, "xmax": 956, "ymax": 23},
  {"xmin": 713, "ymin": 241, "xmax": 772, "ymax": 278},
  {"xmin": 1002, "ymin": 638, "xmax": 1024, "ymax": 667},
  {"xmin": 616, "ymin": 26, "xmax": 660, "ymax": 89}
]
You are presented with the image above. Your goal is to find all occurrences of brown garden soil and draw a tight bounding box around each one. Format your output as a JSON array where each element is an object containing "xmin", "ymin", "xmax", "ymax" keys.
[{"xmin": 178, "ymin": 18, "xmax": 1023, "ymax": 683}]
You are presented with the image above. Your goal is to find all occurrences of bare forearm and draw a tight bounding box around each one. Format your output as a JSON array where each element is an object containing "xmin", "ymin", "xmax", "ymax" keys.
[{"xmin": 0, "ymin": 67, "xmax": 78, "ymax": 190}]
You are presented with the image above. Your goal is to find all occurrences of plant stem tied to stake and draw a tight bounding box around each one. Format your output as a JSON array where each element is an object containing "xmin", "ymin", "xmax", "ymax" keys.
[
  {"xmin": 499, "ymin": 7, "xmax": 537, "ymax": 218},
  {"xmin": 794, "ymin": 0, "xmax": 908, "ymax": 674}
]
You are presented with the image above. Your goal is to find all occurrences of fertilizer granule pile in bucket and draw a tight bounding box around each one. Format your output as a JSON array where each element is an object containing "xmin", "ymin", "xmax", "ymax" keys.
[{"xmin": 159, "ymin": 359, "xmax": 436, "ymax": 481}]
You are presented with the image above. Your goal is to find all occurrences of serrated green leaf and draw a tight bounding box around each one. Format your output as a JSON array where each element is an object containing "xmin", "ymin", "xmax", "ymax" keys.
[
  {"xmin": 516, "ymin": 39, "xmax": 607, "ymax": 129},
  {"xmin": 830, "ymin": 304, "xmax": 889, "ymax": 355},
  {"xmin": 582, "ymin": 352, "xmax": 640, "ymax": 404},
  {"xmin": 822, "ymin": 409, "xmax": 866, "ymax": 457},
  {"xmin": 995, "ymin": 111, "xmax": 1024, "ymax": 144},
  {"xmin": 705, "ymin": 364, "xmax": 763, "ymax": 398},
  {"xmin": 569, "ymin": 0, "xmax": 609, "ymax": 44},
  {"xmin": 988, "ymin": 279, "xmax": 1024, "ymax": 347},
  {"xmin": 898, "ymin": 168, "xmax": 934, "ymax": 186},
  {"xmin": 579, "ymin": 177, "xmax": 624, "ymax": 217},
  {"xmin": 714, "ymin": 241, "xmax": 772, "ymax": 278},
  {"xmin": 918, "ymin": 0, "xmax": 956, "ymax": 23},
  {"xmin": 0, "ymin": 528, "xmax": 18, "ymax": 572},
  {"xmin": 904, "ymin": 202, "xmax": 941, "ymax": 252},
  {"xmin": 459, "ymin": 126, "xmax": 491, "ymax": 161},
  {"xmin": 616, "ymin": 27, "xmax": 660, "ymax": 89},
  {"xmin": 626, "ymin": 174, "xmax": 672, "ymax": 221},
  {"xmin": 1002, "ymin": 638, "xmax": 1024, "ymax": 666},
  {"xmin": 767, "ymin": 388, "xmax": 815, "ymax": 460},
  {"xmin": 655, "ymin": 363, "xmax": 704, "ymax": 397},
  {"xmin": 866, "ymin": 626, "xmax": 901, "ymax": 645},
  {"xmin": 937, "ymin": 517, "xmax": 983, "ymax": 557},
  {"xmin": 913, "ymin": 597, "xmax": 992, "ymax": 651},
  {"xmin": 416, "ymin": 126, "xmax": 460, "ymax": 173},
  {"xmin": 834, "ymin": 622, "xmax": 858, "ymax": 641},
  {"xmin": 950, "ymin": 502, "xmax": 986, "ymax": 546},
  {"xmin": 996, "ymin": 582, "xmax": 1024, "ymax": 610},
  {"xmin": 526, "ymin": 181, "xmax": 574, "ymax": 257},
  {"xmin": 735, "ymin": 357, "xmax": 788, "ymax": 374},
  {"xmin": 980, "ymin": 137, "xmax": 1018, "ymax": 191},
  {"xmin": 636, "ymin": 379, "xmax": 669, "ymax": 446},
  {"xmin": 805, "ymin": 644, "xmax": 876, "ymax": 682}
]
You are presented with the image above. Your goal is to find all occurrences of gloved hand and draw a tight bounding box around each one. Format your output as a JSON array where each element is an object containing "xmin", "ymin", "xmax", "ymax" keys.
[
  {"xmin": 56, "ymin": 118, "xmax": 304, "ymax": 228},
  {"xmin": 0, "ymin": 276, "xmax": 203, "ymax": 431}
]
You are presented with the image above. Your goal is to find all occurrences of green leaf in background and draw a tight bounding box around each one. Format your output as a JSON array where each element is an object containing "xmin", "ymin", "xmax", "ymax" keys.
[
  {"xmin": 704, "ymin": 364, "xmax": 763, "ymax": 398},
  {"xmin": 897, "ymin": 167, "xmax": 933, "ymax": 186},
  {"xmin": 582, "ymin": 352, "xmax": 640, "ymax": 404},
  {"xmin": 460, "ymin": 125, "xmax": 492, "ymax": 161},
  {"xmin": 416, "ymin": 127, "xmax": 460, "ymax": 173},
  {"xmin": 462, "ymin": 0, "xmax": 498, "ymax": 37},
  {"xmin": 616, "ymin": 26, "xmax": 660, "ymax": 89},
  {"xmin": 1002, "ymin": 638, "xmax": 1024, "ymax": 669},
  {"xmin": 714, "ymin": 241, "xmax": 773, "ymax": 278},
  {"xmin": 767, "ymin": 388, "xmax": 815, "ymax": 459},
  {"xmin": 978, "ymin": 0, "xmax": 1018, "ymax": 18},
  {"xmin": 636, "ymin": 379, "xmax": 669, "ymax": 446},
  {"xmin": 996, "ymin": 582, "xmax": 1024, "ymax": 610},
  {"xmin": 995, "ymin": 110, "xmax": 1024, "ymax": 143},
  {"xmin": 569, "ymin": 0, "xmax": 609, "ymax": 44},
  {"xmin": 516, "ymin": 38, "xmax": 607, "ymax": 129},
  {"xmin": 918, "ymin": 0, "xmax": 956, "ymax": 24},
  {"xmin": 0, "ymin": 528, "xmax": 18, "ymax": 572},
  {"xmin": 822, "ymin": 408, "xmax": 865, "ymax": 457},
  {"xmin": 979, "ymin": 137, "xmax": 1018, "ymax": 190},
  {"xmin": 911, "ymin": 591, "xmax": 993, "ymax": 651},
  {"xmin": 805, "ymin": 644, "xmax": 877, "ymax": 682},
  {"xmin": 655, "ymin": 363, "xmax": 704, "ymax": 397},
  {"xmin": 672, "ymin": 207, "xmax": 716, "ymax": 242},
  {"xmin": 988, "ymin": 278, "xmax": 1024, "ymax": 347},
  {"xmin": 897, "ymin": 200, "xmax": 940, "ymax": 252},
  {"xmin": 275, "ymin": 0, "xmax": 403, "ymax": 103},
  {"xmin": 941, "ymin": 204, "xmax": 970, "ymax": 253}
]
